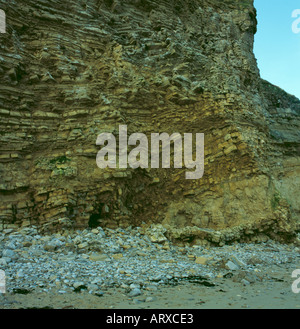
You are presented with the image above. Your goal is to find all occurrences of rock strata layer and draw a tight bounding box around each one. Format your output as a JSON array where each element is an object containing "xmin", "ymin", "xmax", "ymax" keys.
[{"xmin": 0, "ymin": 0, "xmax": 299, "ymax": 243}]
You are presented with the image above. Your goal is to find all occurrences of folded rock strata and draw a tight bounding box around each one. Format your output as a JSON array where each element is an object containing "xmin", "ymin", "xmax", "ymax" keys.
[{"xmin": 0, "ymin": 0, "xmax": 299, "ymax": 243}]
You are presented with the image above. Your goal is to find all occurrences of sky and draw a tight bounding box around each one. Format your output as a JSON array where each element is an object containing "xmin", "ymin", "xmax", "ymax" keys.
[{"xmin": 254, "ymin": 0, "xmax": 300, "ymax": 99}]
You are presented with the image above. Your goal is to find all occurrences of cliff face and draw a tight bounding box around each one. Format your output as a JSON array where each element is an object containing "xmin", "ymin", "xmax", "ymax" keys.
[{"xmin": 0, "ymin": 0, "xmax": 299, "ymax": 244}]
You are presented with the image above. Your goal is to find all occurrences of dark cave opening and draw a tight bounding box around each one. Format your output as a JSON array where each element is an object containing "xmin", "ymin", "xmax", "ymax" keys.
[
  {"xmin": 88, "ymin": 213, "xmax": 102, "ymax": 228},
  {"xmin": 88, "ymin": 204, "xmax": 105, "ymax": 228}
]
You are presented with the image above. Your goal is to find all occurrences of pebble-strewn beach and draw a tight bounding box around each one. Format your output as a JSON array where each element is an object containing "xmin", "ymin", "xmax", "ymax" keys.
[{"xmin": 1, "ymin": 226, "xmax": 300, "ymax": 309}]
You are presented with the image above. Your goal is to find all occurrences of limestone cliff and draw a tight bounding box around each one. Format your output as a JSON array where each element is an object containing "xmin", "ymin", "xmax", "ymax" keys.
[{"xmin": 0, "ymin": 0, "xmax": 299, "ymax": 244}]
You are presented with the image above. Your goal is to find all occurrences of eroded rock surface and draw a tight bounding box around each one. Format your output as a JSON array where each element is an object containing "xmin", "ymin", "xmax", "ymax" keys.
[{"xmin": 0, "ymin": 0, "xmax": 299, "ymax": 243}]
